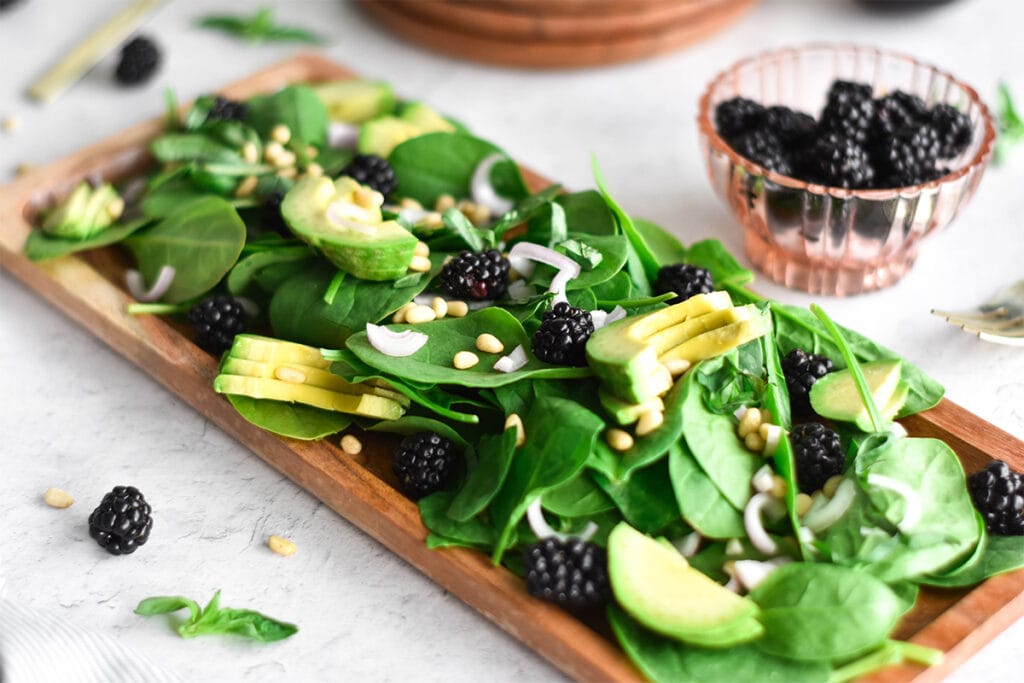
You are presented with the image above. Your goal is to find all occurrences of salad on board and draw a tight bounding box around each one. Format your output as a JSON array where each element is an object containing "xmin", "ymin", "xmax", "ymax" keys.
[{"xmin": 24, "ymin": 76, "xmax": 1024, "ymax": 682}]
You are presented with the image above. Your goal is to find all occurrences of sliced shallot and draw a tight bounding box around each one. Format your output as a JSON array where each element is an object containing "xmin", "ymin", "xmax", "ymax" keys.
[
  {"xmin": 366, "ymin": 323, "xmax": 428, "ymax": 357},
  {"xmin": 125, "ymin": 265, "xmax": 175, "ymax": 302},
  {"xmin": 470, "ymin": 153, "xmax": 515, "ymax": 216}
]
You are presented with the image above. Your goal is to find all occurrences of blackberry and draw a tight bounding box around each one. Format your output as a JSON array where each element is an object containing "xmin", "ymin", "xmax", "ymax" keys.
[
  {"xmin": 731, "ymin": 129, "xmax": 793, "ymax": 175},
  {"xmin": 114, "ymin": 36, "xmax": 161, "ymax": 86},
  {"xmin": 781, "ymin": 349, "xmax": 834, "ymax": 421},
  {"xmin": 0, "ymin": 0, "xmax": 24, "ymax": 10},
  {"xmin": 206, "ymin": 95, "xmax": 249, "ymax": 122},
  {"xmin": 439, "ymin": 249, "xmax": 510, "ymax": 300},
  {"xmin": 714, "ymin": 97, "xmax": 766, "ymax": 142},
  {"xmin": 653, "ymin": 263, "xmax": 714, "ymax": 305},
  {"xmin": 968, "ymin": 461, "xmax": 1024, "ymax": 535},
  {"xmin": 392, "ymin": 432, "xmax": 461, "ymax": 500},
  {"xmin": 871, "ymin": 91, "xmax": 928, "ymax": 139},
  {"xmin": 802, "ymin": 133, "xmax": 875, "ymax": 189},
  {"xmin": 763, "ymin": 105, "xmax": 817, "ymax": 147},
  {"xmin": 187, "ymin": 295, "xmax": 246, "ymax": 355},
  {"xmin": 819, "ymin": 80, "xmax": 875, "ymax": 144},
  {"xmin": 88, "ymin": 486, "xmax": 153, "ymax": 556},
  {"xmin": 341, "ymin": 154, "xmax": 398, "ymax": 197},
  {"xmin": 261, "ymin": 189, "xmax": 290, "ymax": 237},
  {"xmin": 532, "ymin": 302, "xmax": 594, "ymax": 367},
  {"xmin": 791, "ymin": 423, "xmax": 844, "ymax": 494},
  {"xmin": 872, "ymin": 125, "xmax": 942, "ymax": 188},
  {"xmin": 524, "ymin": 537, "xmax": 612, "ymax": 611},
  {"xmin": 930, "ymin": 104, "xmax": 973, "ymax": 158}
]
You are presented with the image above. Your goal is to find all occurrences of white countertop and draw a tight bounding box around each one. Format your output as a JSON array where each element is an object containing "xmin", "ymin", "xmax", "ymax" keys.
[{"xmin": 2, "ymin": 0, "xmax": 1023, "ymax": 680}]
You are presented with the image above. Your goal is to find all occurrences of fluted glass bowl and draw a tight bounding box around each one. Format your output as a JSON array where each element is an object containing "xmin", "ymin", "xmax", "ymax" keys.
[{"xmin": 697, "ymin": 44, "xmax": 996, "ymax": 296}]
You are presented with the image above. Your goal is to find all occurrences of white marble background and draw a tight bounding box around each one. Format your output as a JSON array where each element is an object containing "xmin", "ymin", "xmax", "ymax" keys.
[{"xmin": 1, "ymin": 0, "xmax": 1023, "ymax": 680}]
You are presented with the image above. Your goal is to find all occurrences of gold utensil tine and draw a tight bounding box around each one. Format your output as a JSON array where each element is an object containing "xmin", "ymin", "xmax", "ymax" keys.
[
  {"xmin": 27, "ymin": 0, "xmax": 165, "ymax": 104},
  {"xmin": 930, "ymin": 307, "xmax": 1007, "ymax": 324}
]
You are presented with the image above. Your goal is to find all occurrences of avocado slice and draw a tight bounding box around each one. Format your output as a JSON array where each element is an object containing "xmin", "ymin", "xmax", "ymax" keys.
[
  {"xmin": 607, "ymin": 523, "xmax": 764, "ymax": 647},
  {"xmin": 398, "ymin": 102, "xmax": 456, "ymax": 134},
  {"xmin": 646, "ymin": 305, "xmax": 755, "ymax": 355},
  {"xmin": 281, "ymin": 176, "xmax": 418, "ymax": 281},
  {"xmin": 219, "ymin": 357, "xmax": 410, "ymax": 406},
  {"xmin": 599, "ymin": 388, "xmax": 665, "ymax": 426},
  {"xmin": 41, "ymin": 181, "xmax": 121, "ymax": 239},
  {"xmin": 214, "ymin": 375, "xmax": 405, "ymax": 420},
  {"xmin": 808, "ymin": 358, "xmax": 905, "ymax": 431},
  {"xmin": 313, "ymin": 79, "xmax": 396, "ymax": 123},
  {"xmin": 658, "ymin": 317, "xmax": 767, "ymax": 363},
  {"xmin": 358, "ymin": 117, "xmax": 421, "ymax": 158},
  {"xmin": 229, "ymin": 334, "xmax": 331, "ymax": 368}
]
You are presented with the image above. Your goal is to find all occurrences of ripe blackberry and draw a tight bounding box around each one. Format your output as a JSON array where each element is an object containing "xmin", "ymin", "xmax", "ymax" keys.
[
  {"xmin": 0, "ymin": 0, "xmax": 24, "ymax": 10},
  {"xmin": 968, "ymin": 461, "xmax": 1024, "ymax": 535},
  {"xmin": 187, "ymin": 295, "xmax": 246, "ymax": 355},
  {"xmin": 392, "ymin": 432, "xmax": 461, "ymax": 500},
  {"xmin": 114, "ymin": 36, "xmax": 161, "ymax": 86},
  {"xmin": 341, "ymin": 154, "xmax": 398, "ymax": 197},
  {"xmin": 532, "ymin": 302, "xmax": 594, "ymax": 367},
  {"xmin": 802, "ymin": 133, "xmax": 875, "ymax": 189},
  {"xmin": 763, "ymin": 105, "xmax": 817, "ymax": 147},
  {"xmin": 206, "ymin": 95, "xmax": 249, "ymax": 122},
  {"xmin": 714, "ymin": 97, "xmax": 766, "ymax": 142},
  {"xmin": 781, "ymin": 349, "xmax": 834, "ymax": 421},
  {"xmin": 871, "ymin": 91, "xmax": 928, "ymax": 139},
  {"xmin": 819, "ymin": 80, "xmax": 875, "ymax": 144},
  {"xmin": 261, "ymin": 189, "xmax": 291, "ymax": 237},
  {"xmin": 524, "ymin": 537, "xmax": 612, "ymax": 611},
  {"xmin": 653, "ymin": 263, "xmax": 714, "ymax": 305},
  {"xmin": 731, "ymin": 129, "xmax": 793, "ymax": 175},
  {"xmin": 930, "ymin": 104, "xmax": 973, "ymax": 158},
  {"xmin": 439, "ymin": 249, "xmax": 510, "ymax": 300},
  {"xmin": 791, "ymin": 423, "xmax": 844, "ymax": 494},
  {"xmin": 872, "ymin": 125, "xmax": 942, "ymax": 188},
  {"xmin": 88, "ymin": 486, "xmax": 153, "ymax": 556}
]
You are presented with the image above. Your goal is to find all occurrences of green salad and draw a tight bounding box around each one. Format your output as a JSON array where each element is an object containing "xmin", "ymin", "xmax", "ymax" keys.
[{"xmin": 26, "ymin": 77, "xmax": 1024, "ymax": 682}]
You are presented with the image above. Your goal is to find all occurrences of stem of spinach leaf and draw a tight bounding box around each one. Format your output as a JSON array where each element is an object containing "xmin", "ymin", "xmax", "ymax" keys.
[
  {"xmin": 828, "ymin": 640, "xmax": 942, "ymax": 683},
  {"xmin": 127, "ymin": 302, "xmax": 190, "ymax": 315}
]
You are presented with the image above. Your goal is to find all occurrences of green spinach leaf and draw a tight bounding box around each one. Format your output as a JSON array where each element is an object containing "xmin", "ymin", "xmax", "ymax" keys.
[
  {"xmin": 669, "ymin": 442, "xmax": 745, "ymax": 539},
  {"xmin": 137, "ymin": 590, "xmax": 297, "ymax": 642},
  {"xmin": 594, "ymin": 460, "xmax": 680, "ymax": 534},
  {"xmin": 24, "ymin": 217, "xmax": 151, "ymax": 261},
  {"xmin": 923, "ymin": 533, "xmax": 1024, "ymax": 587},
  {"xmin": 246, "ymin": 85, "xmax": 328, "ymax": 146},
  {"xmin": 197, "ymin": 7, "xmax": 326, "ymax": 44},
  {"xmin": 542, "ymin": 472, "xmax": 617, "ymax": 518},
  {"xmin": 226, "ymin": 395, "xmax": 352, "ymax": 440},
  {"xmin": 447, "ymin": 428, "xmax": 518, "ymax": 522}
]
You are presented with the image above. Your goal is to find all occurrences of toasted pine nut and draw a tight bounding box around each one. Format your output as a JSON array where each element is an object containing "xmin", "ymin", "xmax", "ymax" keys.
[
  {"xmin": 446, "ymin": 300, "xmax": 469, "ymax": 318},
  {"xmin": 242, "ymin": 142, "xmax": 259, "ymax": 164},
  {"xmin": 43, "ymin": 487, "xmax": 74, "ymax": 509},
  {"xmin": 267, "ymin": 535, "xmax": 297, "ymax": 557},
  {"xmin": 413, "ymin": 240, "xmax": 430, "ymax": 257},
  {"xmin": 434, "ymin": 194, "xmax": 455, "ymax": 212},
  {"xmin": 431, "ymin": 297, "xmax": 448, "ymax": 318},
  {"xmin": 274, "ymin": 150, "xmax": 297, "ymax": 169},
  {"xmin": 106, "ymin": 197, "xmax": 125, "ymax": 220},
  {"xmin": 662, "ymin": 359, "xmax": 691, "ymax": 377},
  {"xmin": 408, "ymin": 255, "xmax": 432, "ymax": 273},
  {"xmin": 758, "ymin": 422, "xmax": 775, "ymax": 439},
  {"xmin": 606, "ymin": 428, "xmax": 634, "ymax": 452},
  {"xmin": 305, "ymin": 145, "xmax": 318, "ymax": 158},
  {"xmin": 823, "ymin": 475, "xmax": 844, "ymax": 498},
  {"xmin": 401, "ymin": 197, "xmax": 423, "ymax": 210},
  {"xmin": 264, "ymin": 141, "xmax": 284, "ymax": 162},
  {"xmin": 270, "ymin": 124, "xmax": 292, "ymax": 144},
  {"xmin": 405, "ymin": 304, "xmax": 437, "ymax": 324},
  {"xmin": 737, "ymin": 408, "xmax": 762, "ymax": 438},
  {"xmin": 340, "ymin": 434, "xmax": 363, "ymax": 455},
  {"xmin": 421, "ymin": 212, "xmax": 444, "ymax": 230},
  {"xmin": 305, "ymin": 163, "xmax": 324, "ymax": 178},
  {"xmin": 795, "ymin": 493, "xmax": 813, "ymax": 516},
  {"xmin": 234, "ymin": 175, "xmax": 259, "ymax": 198},
  {"xmin": 475, "ymin": 333, "xmax": 504, "ymax": 354},
  {"xmin": 274, "ymin": 366, "xmax": 307, "ymax": 384},
  {"xmin": 277, "ymin": 167, "xmax": 298, "ymax": 179},
  {"xmin": 760, "ymin": 409, "xmax": 774, "ymax": 425},
  {"xmin": 353, "ymin": 186, "xmax": 383, "ymax": 209},
  {"xmin": 3, "ymin": 115, "xmax": 21, "ymax": 132},
  {"xmin": 744, "ymin": 431, "xmax": 766, "ymax": 453},
  {"xmin": 769, "ymin": 475, "xmax": 787, "ymax": 499},
  {"xmin": 635, "ymin": 409, "xmax": 664, "ymax": 437},
  {"xmin": 504, "ymin": 413, "xmax": 525, "ymax": 446},
  {"xmin": 453, "ymin": 351, "xmax": 479, "ymax": 369}
]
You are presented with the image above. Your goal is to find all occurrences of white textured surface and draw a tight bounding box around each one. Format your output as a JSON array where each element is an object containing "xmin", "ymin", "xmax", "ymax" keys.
[{"xmin": 2, "ymin": 0, "xmax": 1023, "ymax": 680}]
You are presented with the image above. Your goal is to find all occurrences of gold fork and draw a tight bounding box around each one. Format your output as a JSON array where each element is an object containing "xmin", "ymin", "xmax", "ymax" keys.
[{"xmin": 932, "ymin": 280, "xmax": 1024, "ymax": 346}]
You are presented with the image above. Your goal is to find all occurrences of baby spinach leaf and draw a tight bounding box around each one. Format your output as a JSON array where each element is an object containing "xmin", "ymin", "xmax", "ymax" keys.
[
  {"xmin": 923, "ymin": 533, "xmax": 1024, "ymax": 587},
  {"xmin": 419, "ymin": 492, "xmax": 499, "ymax": 551},
  {"xmin": 447, "ymin": 428, "xmax": 518, "ymax": 521},
  {"xmin": 683, "ymin": 239, "xmax": 754, "ymax": 288},
  {"xmin": 669, "ymin": 442, "xmax": 745, "ymax": 539},
  {"xmin": 594, "ymin": 460, "xmax": 680, "ymax": 534},
  {"xmin": 124, "ymin": 196, "xmax": 246, "ymax": 303},
  {"xmin": 346, "ymin": 307, "xmax": 591, "ymax": 389},
  {"xmin": 23, "ymin": 217, "xmax": 151, "ymax": 261},
  {"xmin": 150, "ymin": 133, "xmax": 242, "ymax": 164},
  {"xmin": 632, "ymin": 218, "xmax": 687, "ymax": 266},
  {"xmin": 616, "ymin": 376, "xmax": 687, "ymax": 479},
  {"xmin": 226, "ymin": 395, "xmax": 352, "ymax": 440},
  {"xmin": 693, "ymin": 343, "xmax": 765, "ymax": 416},
  {"xmin": 528, "ymin": 233, "xmax": 630, "ymax": 293},
  {"xmin": 592, "ymin": 160, "xmax": 655, "ymax": 295},
  {"xmin": 542, "ymin": 472, "xmax": 616, "ymax": 518},
  {"xmin": 750, "ymin": 563, "xmax": 904, "ymax": 663},
  {"xmin": 556, "ymin": 238, "xmax": 603, "ymax": 270},
  {"xmin": 441, "ymin": 206, "xmax": 494, "ymax": 252},
  {"xmin": 197, "ymin": 7, "xmax": 326, "ymax": 44},
  {"xmin": 136, "ymin": 596, "xmax": 201, "ymax": 621},
  {"xmin": 367, "ymin": 414, "xmax": 471, "ymax": 449},
  {"xmin": 246, "ymin": 85, "xmax": 328, "ymax": 146},
  {"xmin": 523, "ymin": 189, "xmax": 616, "ymax": 243},
  {"xmin": 226, "ymin": 246, "xmax": 315, "ymax": 296},
  {"xmin": 136, "ymin": 590, "xmax": 297, "ymax": 642},
  {"xmin": 609, "ymin": 606, "xmax": 830, "ymax": 683}
]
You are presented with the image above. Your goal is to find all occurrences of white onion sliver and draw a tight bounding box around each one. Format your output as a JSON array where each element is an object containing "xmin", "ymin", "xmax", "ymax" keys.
[
  {"xmin": 733, "ymin": 405, "xmax": 749, "ymax": 421},
  {"xmin": 493, "ymin": 344, "xmax": 528, "ymax": 373},
  {"xmin": 507, "ymin": 279, "xmax": 536, "ymax": 301},
  {"xmin": 470, "ymin": 153, "xmax": 515, "ymax": 216},
  {"xmin": 802, "ymin": 479, "xmax": 857, "ymax": 532},
  {"xmin": 724, "ymin": 576, "xmax": 742, "ymax": 594},
  {"xmin": 605, "ymin": 305, "xmax": 627, "ymax": 325},
  {"xmin": 508, "ymin": 242, "xmax": 581, "ymax": 280},
  {"xmin": 866, "ymin": 473, "xmax": 922, "ymax": 532},
  {"xmin": 235, "ymin": 296, "xmax": 261, "ymax": 317},
  {"xmin": 549, "ymin": 270, "xmax": 573, "ymax": 305},
  {"xmin": 327, "ymin": 121, "xmax": 360, "ymax": 148},
  {"xmin": 744, "ymin": 493, "xmax": 782, "ymax": 555},
  {"xmin": 389, "ymin": 205, "xmax": 431, "ymax": 225},
  {"xmin": 889, "ymin": 422, "xmax": 908, "ymax": 438},
  {"xmin": 589, "ymin": 309, "xmax": 609, "ymax": 330},
  {"xmin": 508, "ymin": 254, "xmax": 536, "ymax": 278},
  {"xmin": 751, "ymin": 465, "xmax": 775, "ymax": 494},
  {"xmin": 674, "ymin": 531, "xmax": 702, "ymax": 558},
  {"xmin": 725, "ymin": 538, "xmax": 744, "ymax": 557},
  {"xmin": 798, "ymin": 527, "xmax": 816, "ymax": 544},
  {"xmin": 734, "ymin": 558, "xmax": 792, "ymax": 592},
  {"xmin": 762, "ymin": 424, "xmax": 783, "ymax": 456},
  {"xmin": 365, "ymin": 323, "xmax": 428, "ymax": 357},
  {"xmin": 125, "ymin": 265, "xmax": 175, "ymax": 302},
  {"xmin": 467, "ymin": 299, "xmax": 494, "ymax": 311},
  {"xmin": 525, "ymin": 498, "xmax": 598, "ymax": 542}
]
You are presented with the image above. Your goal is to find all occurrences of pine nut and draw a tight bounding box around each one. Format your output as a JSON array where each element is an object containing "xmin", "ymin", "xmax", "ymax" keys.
[
  {"xmin": 270, "ymin": 124, "xmax": 292, "ymax": 144},
  {"xmin": 795, "ymin": 493, "xmax": 813, "ymax": 515},
  {"xmin": 475, "ymin": 333, "xmax": 504, "ymax": 354},
  {"xmin": 242, "ymin": 142, "xmax": 258, "ymax": 164},
  {"xmin": 758, "ymin": 422, "xmax": 775, "ymax": 440},
  {"xmin": 413, "ymin": 241, "xmax": 430, "ymax": 257},
  {"xmin": 3, "ymin": 115, "xmax": 21, "ymax": 132},
  {"xmin": 274, "ymin": 366, "xmax": 307, "ymax": 384},
  {"xmin": 405, "ymin": 304, "xmax": 437, "ymax": 324},
  {"xmin": 770, "ymin": 475, "xmax": 787, "ymax": 499},
  {"xmin": 264, "ymin": 141, "xmax": 284, "ymax": 162},
  {"xmin": 274, "ymin": 150, "xmax": 297, "ymax": 169},
  {"xmin": 662, "ymin": 359, "xmax": 691, "ymax": 377},
  {"xmin": 401, "ymin": 197, "xmax": 424, "ymax": 210},
  {"xmin": 738, "ymin": 408, "xmax": 762, "ymax": 438},
  {"xmin": 823, "ymin": 475, "xmax": 844, "ymax": 498},
  {"xmin": 635, "ymin": 409, "xmax": 664, "ymax": 437},
  {"xmin": 277, "ymin": 167, "xmax": 297, "ymax": 179},
  {"xmin": 305, "ymin": 163, "xmax": 324, "ymax": 178},
  {"xmin": 453, "ymin": 351, "xmax": 479, "ymax": 369},
  {"xmin": 606, "ymin": 428, "xmax": 634, "ymax": 452},
  {"xmin": 744, "ymin": 431, "xmax": 766, "ymax": 453},
  {"xmin": 267, "ymin": 535, "xmax": 297, "ymax": 556},
  {"xmin": 430, "ymin": 297, "xmax": 448, "ymax": 318},
  {"xmin": 15, "ymin": 163, "xmax": 35, "ymax": 176},
  {"xmin": 106, "ymin": 197, "xmax": 125, "ymax": 220},
  {"xmin": 446, "ymin": 300, "xmax": 469, "ymax": 318},
  {"xmin": 43, "ymin": 487, "xmax": 74, "ymax": 509},
  {"xmin": 234, "ymin": 175, "xmax": 259, "ymax": 198},
  {"xmin": 408, "ymin": 255, "xmax": 432, "ymax": 273},
  {"xmin": 434, "ymin": 194, "xmax": 455, "ymax": 212},
  {"xmin": 504, "ymin": 413, "xmax": 525, "ymax": 446},
  {"xmin": 392, "ymin": 302, "xmax": 415, "ymax": 323},
  {"xmin": 353, "ymin": 186, "xmax": 383, "ymax": 209},
  {"xmin": 340, "ymin": 434, "xmax": 362, "ymax": 455},
  {"xmin": 305, "ymin": 145, "xmax": 318, "ymax": 158},
  {"xmin": 421, "ymin": 212, "xmax": 444, "ymax": 230}
]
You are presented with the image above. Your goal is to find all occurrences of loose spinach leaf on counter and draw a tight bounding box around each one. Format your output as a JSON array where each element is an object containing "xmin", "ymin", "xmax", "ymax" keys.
[
  {"xmin": 24, "ymin": 217, "xmax": 152, "ymax": 261},
  {"xmin": 227, "ymin": 395, "xmax": 352, "ymax": 440},
  {"xmin": 137, "ymin": 590, "xmax": 297, "ymax": 642},
  {"xmin": 197, "ymin": 7, "xmax": 326, "ymax": 44}
]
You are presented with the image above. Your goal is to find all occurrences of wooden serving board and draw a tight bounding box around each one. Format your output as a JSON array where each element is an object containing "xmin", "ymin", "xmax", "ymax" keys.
[{"xmin": 2, "ymin": 54, "xmax": 1024, "ymax": 682}]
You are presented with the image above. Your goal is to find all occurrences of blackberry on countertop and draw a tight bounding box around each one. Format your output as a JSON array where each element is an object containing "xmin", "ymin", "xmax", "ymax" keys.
[
  {"xmin": 872, "ymin": 91, "xmax": 928, "ymax": 139},
  {"xmin": 114, "ymin": 36, "xmax": 161, "ymax": 86},
  {"xmin": 653, "ymin": 263, "xmax": 714, "ymax": 305},
  {"xmin": 819, "ymin": 80, "xmax": 875, "ymax": 144},
  {"xmin": 969, "ymin": 460, "xmax": 1024, "ymax": 535},
  {"xmin": 392, "ymin": 432, "xmax": 461, "ymax": 500},
  {"xmin": 187, "ymin": 295, "xmax": 246, "ymax": 355},
  {"xmin": 341, "ymin": 154, "xmax": 398, "ymax": 197},
  {"xmin": 732, "ymin": 129, "xmax": 793, "ymax": 176},
  {"xmin": 872, "ymin": 125, "xmax": 943, "ymax": 188},
  {"xmin": 207, "ymin": 95, "xmax": 249, "ymax": 122},
  {"xmin": 930, "ymin": 103, "xmax": 973, "ymax": 158},
  {"xmin": 439, "ymin": 249, "xmax": 510, "ymax": 300},
  {"xmin": 88, "ymin": 486, "xmax": 153, "ymax": 556},
  {"xmin": 763, "ymin": 105, "xmax": 817, "ymax": 147},
  {"xmin": 791, "ymin": 422, "xmax": 844, "ymax": 494},
  {"xmin": 714, "ymin": 97, "xmax": 766, "ymax": 142},
  {"xmin": 532, "ymin": 302, "xmax": 594, "ymax": 367},
  {"xmin": 524, "ymin": 537, "xmax": 612, "ymax": 611},
  {"xmin": 802, "ymin": 133, "xmax": 875, "ymax": 189},
  {"xmin": 781, "ymin": 349, "xmax": 834, "ymax": 421}
]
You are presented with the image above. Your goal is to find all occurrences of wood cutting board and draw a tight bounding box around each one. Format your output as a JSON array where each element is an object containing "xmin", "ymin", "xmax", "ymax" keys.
[{"xmin": 2, "ymin": 53, "xmax": 1024, "ymax": 682}]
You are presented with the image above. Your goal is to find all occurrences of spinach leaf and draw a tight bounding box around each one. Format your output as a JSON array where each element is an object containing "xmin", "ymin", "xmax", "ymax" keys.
[
  {"xmin": 750, "ymin": 563, "xmax": 904, "ymax": 663},
  {"xmin": 609, "ymin": 607, "xmax": 830, "ymax": 683},
  {"xmin": 693, "ymin": 343, "xmax": 765, "ymax": 416},
  {"xmin": 367, "ymin": 414, "xmax": 471, "ymax": 449},
  {"xmin": 227, "ymin": 245, "xmax": 315, "ymax": 296},
  {"xmin": 150, "ymin": 133, "xmax": 242, "ymax": 164},
  {"xmin": 594, "ymin": 460, "xmax": 680, "ymax": 534},
  {"xmin": 419, "ymin": 492, "xmax": 498, "ymax": 550},
  {"xmin": 523, "ymin": 189, "xmax": 617, "ymax": 242},
  {"xmin": 136, "ymin": 596, "xmax": 201, "ymax": 621},
  {"xmin": 616, "ymin": 376, "xmax": 687, "ymax": 479},
  {"xmin": 592, "ymin": 160, "xmax": 656, "ymax": 294},
  {"xmin": 23, "ymin": 217, "xmax": 151, "ymax": 261},
  {"xmin": 124, "ymin": 196, "xmax": 246, "ymax": 304},
  {"xmin": 528, "ymin": 233, "xmax": 630, "ymax": 293},
  {"xmin": 489, "ymin": 397, "xmax": 605, "ymax": 562},
  {"xmin": 346, "ymin": 307, "xmax": 592, "ymax": 389},
  {"xmin": 226, "ymin": 395, "xmax": 352, "ymax": 440},
  {"xmin": 923, "ymin": 533, "xmax": 1024, "ymax": 587},
  {"xmin": 669, "ymin": 442, "xmax": 745, "ymax": 539},
  {"xmin": 632, "ymin": 218, "xmax": 687, "ymax": 266},
  {"xmin": 136, "ymin": 590, "xmax": 297, "ymax": 642},
  {"xmin": 246, "ymin": 85, "xmax": 328, "ymax": 146},
  {"xmin": 447, "ymin": 429, "xmax": 518, "ymax": 522},
  {"xmin": 683, "ymin": 239, "xmax": 754, "ymax": 288},
  {"xmin": 542, "ymin": 472, "xmax": 616, "ymax": 518},
  {"xmin": 388, "ymin": 132, "xmax": 528, "ymax": 206},
  {"xmin": 197, "ymin": 7, "xmax": 326, "ymax": 44}
]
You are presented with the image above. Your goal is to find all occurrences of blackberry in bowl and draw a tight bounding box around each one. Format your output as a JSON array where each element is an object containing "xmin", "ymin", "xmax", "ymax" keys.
[{"xmin": 697, "ymin": 44, "xmax": 995, "ymax": 296}]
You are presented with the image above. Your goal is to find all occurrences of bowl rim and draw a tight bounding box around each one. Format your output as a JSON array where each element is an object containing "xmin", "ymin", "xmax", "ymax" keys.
[{"xmin": 696, "ymin": 42, "xmax": 997, "ymax": 198}]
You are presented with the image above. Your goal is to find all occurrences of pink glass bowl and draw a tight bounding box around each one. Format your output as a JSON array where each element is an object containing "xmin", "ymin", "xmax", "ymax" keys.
[{"xmin": 697, "ymin": 44, "xmax": 996, "ymax": 296}]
